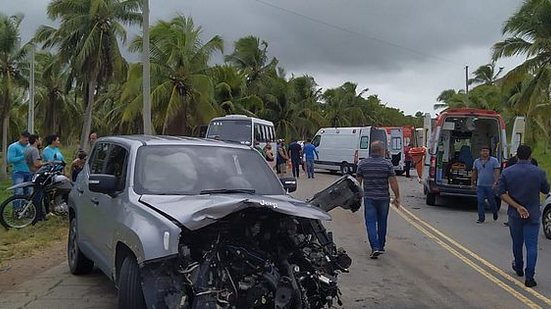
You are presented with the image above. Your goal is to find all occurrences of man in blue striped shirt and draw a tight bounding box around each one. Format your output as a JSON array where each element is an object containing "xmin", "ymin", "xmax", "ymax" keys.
[
  {"xmin": 356, "ymin": 141, "xmax": 401, "ymax": 259},
  {"xmin": 498, "ymin": 145, "xmax": 549, "ymax": 288}
]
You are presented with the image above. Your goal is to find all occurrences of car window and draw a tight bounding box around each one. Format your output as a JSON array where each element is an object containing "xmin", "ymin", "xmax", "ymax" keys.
[
  {"xmin": 134, "ymin": 145, "xmax": 284, "ymax": 195},
  {"xmin": 89, "ymin": 143, "xmax": 109, "ymax": 174},
  {"xmin": 104, "ymin": 144, "xmax": 128, "ymax": 190},
  {"xmin": 360, "ymin": 136, "xmax": 369, "ymax": 149},
  {"xmin": 312, "ymin": 135, "xmax": 321, "ymax": 147}
]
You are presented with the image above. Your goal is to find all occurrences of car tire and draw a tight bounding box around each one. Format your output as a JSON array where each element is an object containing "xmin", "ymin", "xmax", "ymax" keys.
[
  {"xmin": 340, "ymin": 163, "xmax": 352, "ymax": 175},
  {"xmin": 118, "ymin": 256, "xmax": 146, "ymax": 309},
  {"xmin": 68, "ymin": 217, "xmax": 94, "ymax": 275},
  {"xmin": 543, "ymin": 206, "xmax": 551, "ymax": 240},
  {"xmin": 426, "ymin": 193, "xmax": 437, "ymax": 206}
]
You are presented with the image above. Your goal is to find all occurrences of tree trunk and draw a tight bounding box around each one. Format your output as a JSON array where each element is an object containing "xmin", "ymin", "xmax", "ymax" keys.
[
  {"xmin": 1, "ymin": 114, "xmax": 9, "ymax": 180},
  {"xmin": 165, "ymin": 97, "xmax": 187, "ymax": 135},
  {"xmin": 79, "ymin": 80, "xmax": 97, "ymax": 152}
]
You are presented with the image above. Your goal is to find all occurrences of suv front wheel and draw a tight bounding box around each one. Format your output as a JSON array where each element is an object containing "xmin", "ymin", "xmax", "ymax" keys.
[
  {"xmin": 68, "ymin": 217, "xmax": 94, "ymax": 275},
  {"xmin": 118, "ymin": 256, "xmax": 146, "ymax": 309},
  {"xmin": 543, "ymin": 206, "xmax": 551, "ymax": 240}
]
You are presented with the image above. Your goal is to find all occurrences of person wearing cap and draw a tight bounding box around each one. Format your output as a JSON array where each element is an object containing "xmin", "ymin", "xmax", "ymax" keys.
[
  {"xmin": 497, "ymin": 144, "xmax": 550, "ymax": 288},
  {"xmin": 7, "ymin": 131, "xmax": 31, "ymax": 197},
  {"xmin": 471, "ymin": 145, "xmax": 500, "ymax": 223}
]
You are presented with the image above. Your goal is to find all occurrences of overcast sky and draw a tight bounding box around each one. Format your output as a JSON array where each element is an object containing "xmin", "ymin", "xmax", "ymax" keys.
[{"xmin": 4, "ymin": 0, "xmax": 526, "ymax": 115}]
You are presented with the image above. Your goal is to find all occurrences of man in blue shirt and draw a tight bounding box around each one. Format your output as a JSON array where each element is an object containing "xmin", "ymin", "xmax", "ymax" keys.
[
  {"xmin": 471, "ymin": 146, "xmax": 500, "ymax": 223},
  {"xmin": 303, "ymin": 139, "xmax": 319, "ymax": 179},
  {"xmin": 7, "ymin": 131, "xmax": 31, "ymax": 197},
  {"xmin": 42, "ymin": 134, "xmax": 65, "ymax": 163},
  {"xmin": 497, "ymin": 145, "xmax": 549, "ymax": 288}
]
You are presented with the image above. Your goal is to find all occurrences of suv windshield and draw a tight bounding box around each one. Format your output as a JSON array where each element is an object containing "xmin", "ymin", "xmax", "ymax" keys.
[
  {"xmin": 206, "ymin": 119, "xmax": 252, "ymax": 145},
  {"xmin": 134, "ymin": 145, "xmax": 284, "ymax": 195}
]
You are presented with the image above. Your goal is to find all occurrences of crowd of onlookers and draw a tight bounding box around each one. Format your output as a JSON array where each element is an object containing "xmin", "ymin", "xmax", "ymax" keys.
[
  {"xmin": 6, "ymin": 130, "xmax": 97, "ymax": 220},
  {"xmin": 254, "ymin": 139, "xmax": 319, "ymax": 178}
]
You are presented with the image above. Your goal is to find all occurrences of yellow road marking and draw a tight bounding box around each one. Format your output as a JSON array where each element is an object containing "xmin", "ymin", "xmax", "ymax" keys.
[
  {"xmin": 399, "ymin": 206, "xmax": 551, "ymax": 308},
  {"xmin": 394, "ymin": 208, "xmax": 542, "ymax": 309}
]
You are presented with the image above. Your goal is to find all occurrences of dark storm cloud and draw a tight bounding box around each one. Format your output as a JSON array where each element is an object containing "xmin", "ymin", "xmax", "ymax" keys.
[{"xmin": 3, "ymin": 0, "xmax": 524, "ymax": 114}]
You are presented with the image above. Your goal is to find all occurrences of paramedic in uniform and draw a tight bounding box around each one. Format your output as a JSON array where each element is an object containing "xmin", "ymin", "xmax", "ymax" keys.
[{"xmin": 471, "ymin": 145, "xmax": 500, "ymax": 223}]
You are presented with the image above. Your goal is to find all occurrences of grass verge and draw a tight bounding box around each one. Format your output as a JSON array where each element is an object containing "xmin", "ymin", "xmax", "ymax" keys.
[
  {"xmin": 533, "ymin": 143, "xmax": 551, "ymax": 180},
  {"xmin": 0, "ymin": 180, "xmax": 68, "ymax": 267}
]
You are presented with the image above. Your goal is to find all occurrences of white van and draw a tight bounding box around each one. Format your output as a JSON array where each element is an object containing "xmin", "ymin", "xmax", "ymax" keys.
[
  {"xmin": 422, "ymin": 108, "xmax": 525, "ymax": 206},
  {"xmin": 311, "ymin": 127, "xmax": 387, "ymax": 174},
  {"xmin": 206, "ymin": 115, "xmax": 277, "ymax": 167}
]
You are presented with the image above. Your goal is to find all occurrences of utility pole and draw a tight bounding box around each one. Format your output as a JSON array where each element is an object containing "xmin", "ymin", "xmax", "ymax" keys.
[
  {"xmin": 28, "ymin": 45, "xmax": 35, "ymax": 133},
  {"xmin": 142, "ymin": 0, "xmax": 152, "ymax": 135},
  {"xmin": 465, "ymin": 65, "xmax": 469, "ymax": 95}
]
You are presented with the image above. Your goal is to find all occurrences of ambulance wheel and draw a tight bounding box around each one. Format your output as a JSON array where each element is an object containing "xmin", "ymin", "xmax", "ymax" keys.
[{"xmin": 426, "ymin": 193, "xmax": 437, "ymax": 206}]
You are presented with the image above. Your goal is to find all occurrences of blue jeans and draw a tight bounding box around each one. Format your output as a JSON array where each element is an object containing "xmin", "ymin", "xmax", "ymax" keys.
[
  {"xmin": 509, "ymin": 216, "xmax": 540, "ymax": 280},
  {"xmin": 12, "ymin": 171, "xmax": 32, "ymax": 197},
  {"xmin": 306, "ymin": 158, "xmax": 315, "ymax": 178},
  {"xmin": 364, "ymin": 198, "xmax": 390, "ymax": 251},
  {"xmin": 11, "ymin": 171, "xmax": 32, "ymax": 212},
  {"xmin": 477, "ymin": 186, "xmax": 497, "ymax": 222}
]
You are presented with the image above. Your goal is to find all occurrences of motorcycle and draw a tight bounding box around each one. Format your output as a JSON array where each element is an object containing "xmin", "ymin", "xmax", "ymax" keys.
[{"xmin": 0, "ymin": 161, "xmax": 72, "ymax": 229}]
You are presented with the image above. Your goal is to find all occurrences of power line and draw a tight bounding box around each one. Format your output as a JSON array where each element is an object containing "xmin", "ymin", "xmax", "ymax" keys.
[{"xmin": 252, "ymin": 0, "xmax": 461, "ymax": 65}]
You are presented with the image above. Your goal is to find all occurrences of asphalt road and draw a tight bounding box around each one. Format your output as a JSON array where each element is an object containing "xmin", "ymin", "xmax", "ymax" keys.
[{"xmin": 1, "ymin": 171, "xmax": 551, "ymax": 308}]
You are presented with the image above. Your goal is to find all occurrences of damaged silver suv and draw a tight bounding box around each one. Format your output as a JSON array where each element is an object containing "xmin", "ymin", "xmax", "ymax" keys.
[{"xmin": 68, "ymin": 136, "xmax": 360, "ymax": 309}]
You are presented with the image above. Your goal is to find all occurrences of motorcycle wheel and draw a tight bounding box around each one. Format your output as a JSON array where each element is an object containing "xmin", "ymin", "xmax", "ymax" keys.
[{"xmin": 0, "ymin": 195, "xmax": 39, "ymax": 229}]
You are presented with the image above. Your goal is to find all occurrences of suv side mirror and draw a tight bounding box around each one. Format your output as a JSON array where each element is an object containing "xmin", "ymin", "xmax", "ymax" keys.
[
  {"xmin": 89, "ymin": 174, "xmax": 118, "ymax": 194},
  {"xmin": 280, "ymin": 177, "xmax": 297, "ymax": 193}
]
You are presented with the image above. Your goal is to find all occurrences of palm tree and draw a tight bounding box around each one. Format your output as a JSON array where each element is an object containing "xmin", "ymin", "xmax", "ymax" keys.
[
  {"xmin": 321, "ymin": 82, "xmax": 371, "ymax": 127},
  {"xmin": 122, "ymin": 16, "xmax": 223, "ymax": 135},
  {"xmin": 34, "ymin": 0, "xmax": 142, "ymax": 150},
  {"xmin": 34, "ymin": 52, "xmax": 72, "ymax": 135},
  {"xmin": 468, "ymin": 62, "xmax": 505, "ymax": 86},
  {"xmin": 256, "ymin": 70, "xmax": 299, "ymax": 139},
  {"xmin": 0, "ymin": 14, "xmax": 28, "ymax": 179},
  {"xmin": 225, "ymin": 36, "xmax": 278, "ymax": 86},
  {"xmin": 492, "ymin": 0, "xmax": 551, "ymax": 119},
  {"xmin": 434, "ymin": 89, "xmax": 468, "ymax": 110},
  {"xmin": 288, "ymin": 75, "xmax": 324, "ymax": 139},
  {"xmin": 211, "ymin": 64, "xmax": 263, "ymax": 116}
]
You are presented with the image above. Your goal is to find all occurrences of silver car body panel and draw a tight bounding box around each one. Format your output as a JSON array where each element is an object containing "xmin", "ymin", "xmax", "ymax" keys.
[{"xmin": 139, "ymin": 193, "xmax": 331, "ymax": 231}]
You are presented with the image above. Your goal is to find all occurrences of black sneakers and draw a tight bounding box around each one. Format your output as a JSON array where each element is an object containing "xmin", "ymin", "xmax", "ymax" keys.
[
  {"xmin": 512, "ymin": 263, "xmax": 524, "ymax": 277},
  {"xmin": 525, "ymin": 279, "xmax": 537, "ymax": 288},
  {"xmin": 493, "ymin": 212, "xmax": 499, "ymax": 221}
]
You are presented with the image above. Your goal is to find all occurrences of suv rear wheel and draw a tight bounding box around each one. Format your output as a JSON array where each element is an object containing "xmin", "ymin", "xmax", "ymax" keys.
[
  {"xmin": 68, "ymin": 217, "xmax": 94, "ymax": 275},
  {"xmin": 119, "ymin": 256, "xmax": 146, "ymax": 309},
  {"xmin": 543, "ymin": 206, "xmax": 551, "ymax": 240}
]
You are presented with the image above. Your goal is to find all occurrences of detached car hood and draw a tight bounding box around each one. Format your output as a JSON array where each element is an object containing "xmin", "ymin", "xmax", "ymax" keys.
[{"xmin": 139, "ymin": 194, "xmax": 331, "ymax": 231}]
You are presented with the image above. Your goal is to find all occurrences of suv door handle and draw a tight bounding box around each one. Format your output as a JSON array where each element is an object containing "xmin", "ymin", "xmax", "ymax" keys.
[{"xmin": 91, "ymin": 198, "xmax": 99, "ymax": 205}]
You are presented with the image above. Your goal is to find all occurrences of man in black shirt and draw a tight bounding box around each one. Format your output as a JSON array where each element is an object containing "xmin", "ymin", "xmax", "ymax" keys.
[{"xmin": 288, "ymin": 140, "xmax": 303, "ymax": 178}]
